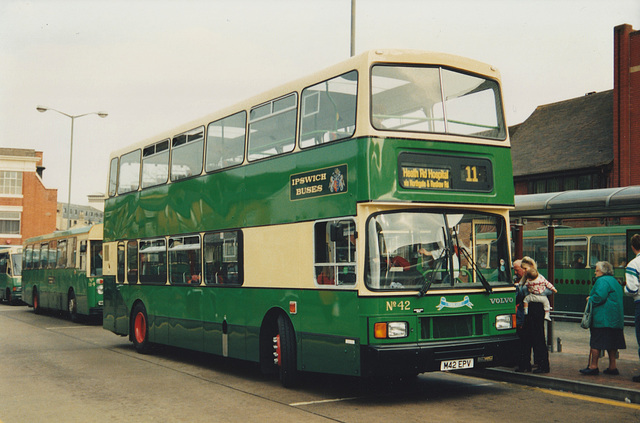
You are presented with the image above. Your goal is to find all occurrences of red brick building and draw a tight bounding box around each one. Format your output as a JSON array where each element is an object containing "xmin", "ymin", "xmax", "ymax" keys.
[
  {"xmin": 612, "ymin": 24, "xmax": 640, "ymax": 187},
  {"xmin": 0, "ymin": 148, "xmax": 57, "ymax": 246},
  {"xmin": 511, "ymin": 24, "xmax": 640, "ymax": 194}
]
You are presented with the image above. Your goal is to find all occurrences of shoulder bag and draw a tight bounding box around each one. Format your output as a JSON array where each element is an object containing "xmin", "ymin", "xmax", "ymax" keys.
[{"xmin": 580, "ymin": 300, "xmax": 593, "ymax": 329}]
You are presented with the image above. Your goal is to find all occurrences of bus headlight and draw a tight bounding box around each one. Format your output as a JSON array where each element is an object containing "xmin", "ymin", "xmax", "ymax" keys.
[
  {"xmin": 374, "ymin": 322, "xmax": 408, "ymax": 339},
  {"xmin": 96, "ymin": 279, "xmax": 104, "ymax": 295},
  {"xmin": 495, "ymin": 314, "xmax": 515, "ymax": 330}
]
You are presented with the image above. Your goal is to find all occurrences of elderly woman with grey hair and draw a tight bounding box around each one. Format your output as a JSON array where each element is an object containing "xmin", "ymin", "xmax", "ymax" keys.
[{"xmin": 580, "ymin": 261, "xmax": 626, "ymax": 376}]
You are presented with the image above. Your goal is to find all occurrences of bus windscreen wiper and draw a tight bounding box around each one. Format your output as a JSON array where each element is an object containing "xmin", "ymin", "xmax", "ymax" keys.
[
  {"xmin": 458, "ymin": 244, "xmax": 492, "ymax": 294},
  {"xmin": 418, "ymin": 247, "xmax": 447, "ymax": 297}
]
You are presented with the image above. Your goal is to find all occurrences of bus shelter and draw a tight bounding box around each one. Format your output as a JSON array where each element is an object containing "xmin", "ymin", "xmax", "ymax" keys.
[{"xmin": 511, "ymin": 186, "xmax": 640, "ymax": 349}]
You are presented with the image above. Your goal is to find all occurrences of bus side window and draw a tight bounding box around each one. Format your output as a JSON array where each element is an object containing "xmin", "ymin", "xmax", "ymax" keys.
[
  {"xmin": 171, "ymin": 127, "xmax": 204, "ymax": 182},
  {"xmin": 117, "ymin": 243, "xmax": 125, "ymax": 283},
  {"xmin": 68, "ymin": 237, "xmax": 77, "ymax": 268},
  {"xmin": 591, "ymin": 235, "xmax": 626, "ymax": 268},
  {"xmin": 79, "ymin": 240, "xmax": 87, "ymax": 271},
  {"xmin": 248, "ymin": 93, "xmax": 297, "ymax": 161},
  {"xmin": 314, "ymin": 219, "xmax": 356, "ymax": 286},
  {"xmin": 90, "ymin": 241, "xmax": 103, "ymax": 276},
  {"xmin": 57, "ymin": 239, "xmax": 68, "ymax": 269},
  {"xmin": 108, "ymin": 157, "xmax": 119, "ymax": 197},
  {"xmin": 118, "ymin": 150, "xmax": 141, "ymax": 194},
  {"xmin": 40, "ymin": 242, "xmax": 48, "ymax": 269},
  {"xmin": 203, "ymin": 231, "xmax": 243, "ymax": 285},
  {"xmin": 48, "ymin": 240, "xmax": 57, "ymax": 269},
  {"xmin": 139, "ymin": 239, "xmax": 166, "ymax": 284},
  {"xmin": 32, "ymin": 244, "xmax": 40, "ymax": 269},
  {"xmin": 142, "ymin": 139, "xmax": 170, "ymax": 188},
  {"xmin": 0, "ymin": 253, "xmax": 7, "ymax": 274},
  {"xmin": 168, "ymin": 236, "xmax": 201, "ymax": 285},
  {"xmin": 206, "ymin": 112, "xmax": 246, "ymax": 172},
  {"xmin": 299, "ymin": 70, "xmax": 358, "ymax": 148},
  {"xmin": 554, "ymin": 237, "xmax": 587, "ymax": 269},
  {"xmin": 127, "ymin": 241, "xmax": 138, "ymax": 284},
  {"xmin": 24, "ymin": 245, "xmax": 33, "ymax": 270}
]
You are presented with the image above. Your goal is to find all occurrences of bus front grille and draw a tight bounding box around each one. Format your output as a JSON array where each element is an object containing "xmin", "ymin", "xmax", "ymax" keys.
[{"xmin": 420, "ymin": 314, "xmax": 484, "ymax": 340}]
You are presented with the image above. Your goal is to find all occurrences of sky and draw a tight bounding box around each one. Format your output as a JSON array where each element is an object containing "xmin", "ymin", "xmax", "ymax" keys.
[{"xmin": 1, "ymin": 0, "xmax": 638, "ymax": 206}]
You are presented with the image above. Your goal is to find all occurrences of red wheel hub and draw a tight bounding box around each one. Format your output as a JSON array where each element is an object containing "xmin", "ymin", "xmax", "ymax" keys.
[{"xmin": 134, "ymin": 312, "xmax": 146, "ymax": 344}]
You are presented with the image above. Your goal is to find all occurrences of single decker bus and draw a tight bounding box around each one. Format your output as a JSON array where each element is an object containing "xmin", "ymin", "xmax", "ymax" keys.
[
  {"xmin": 0, "ymin": 246, "xmax": 22, "ymax": 305},
  {"xmin": 103, "ymin": 49, "xmax": 518, "ymax": 386},
  {"xmin": 520, "ymin": 225, "xmax": 640, "ymax": 319},
  {"xmin": 22, "ymin": 224, "xmax": 104, "ymax": 322}
]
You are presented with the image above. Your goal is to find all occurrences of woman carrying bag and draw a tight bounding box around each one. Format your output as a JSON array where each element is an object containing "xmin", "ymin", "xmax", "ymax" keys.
[{"xmin": 579, "ymin": 261, "xmax": 626, "ymax": 376}]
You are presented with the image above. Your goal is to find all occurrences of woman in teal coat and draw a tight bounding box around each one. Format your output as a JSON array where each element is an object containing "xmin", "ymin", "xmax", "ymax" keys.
[{"xmin": 580, "ymin": 261, "xmax": 626, "ymax": 376}]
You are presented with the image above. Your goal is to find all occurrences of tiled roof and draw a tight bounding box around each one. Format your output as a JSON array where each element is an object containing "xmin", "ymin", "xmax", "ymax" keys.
[{"xmin": 511, "ymin": 90, "xmax": 613, "ymax": 177}]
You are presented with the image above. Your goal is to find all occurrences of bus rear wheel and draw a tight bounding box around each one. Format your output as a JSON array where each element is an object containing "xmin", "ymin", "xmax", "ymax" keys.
[
  {"xmin": 131, "ymin": 302, "xmax": 152, "ymax": 354},
  {"xmin": 33, "ymin": 288, "xmax": 41, "ymax": 314},
  {"xmin": 275, "ymin": 314, "xmax": 299, "ymax": 388}
]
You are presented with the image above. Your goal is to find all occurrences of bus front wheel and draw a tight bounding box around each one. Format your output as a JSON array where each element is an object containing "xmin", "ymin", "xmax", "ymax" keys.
[
  {"xmin": 275, "ymin": 314, "xmax": 299, "ymax": 388},
  {"xmin": 131, "ymin": 302, "xmax": 152, "ymax": 354},
  {"xmin": 68, "ymin": 290, "xmax": 79, "ymax": 322}
]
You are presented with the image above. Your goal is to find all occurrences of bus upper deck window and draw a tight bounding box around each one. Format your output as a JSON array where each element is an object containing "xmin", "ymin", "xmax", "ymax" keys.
[
  {"xmin": 371, "ymin": 65, "xmax": 506, "ymax": 140},
  {"xmin": 171, "ymin": 127, "xmax": 204, "ymax": 182},
  {"xmin": 118, "ymin": 150, "xmax": 141, "ymax": 194},
  {"xmin": 206, "ymin": 112, "xmax": 246, "ymax": 172},
  {"xmin": 300, "ymin": 71, "xmax": 357, "ymax": 148}
]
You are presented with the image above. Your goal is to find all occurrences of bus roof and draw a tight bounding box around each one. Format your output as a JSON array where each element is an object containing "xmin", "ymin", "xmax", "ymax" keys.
[
  {"xmin": 0, "ymin": 245, "xmax": 22, "ymax": 254},
  {"xmin": 522, "ymin": 224, "xmax": 640, "ymax": 238},
  {"xmin": 108, "ymin": 49, "xmax": 504, "ymax": 161},
  {"xmin": 24, "ymin": 223, "xmax": 104, "ymax": 245}
]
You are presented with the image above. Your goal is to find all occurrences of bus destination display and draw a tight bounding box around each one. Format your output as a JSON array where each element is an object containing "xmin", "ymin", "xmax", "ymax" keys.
[{"xmin": 398, "ymin": 153, "xmax": 493, "ymax": 192}]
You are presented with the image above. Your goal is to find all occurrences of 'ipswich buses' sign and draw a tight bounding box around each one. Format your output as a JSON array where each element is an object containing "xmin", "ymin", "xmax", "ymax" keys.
[{"xmin": 290, "ymin": 165, "xmax": 348, "ymax": 200}]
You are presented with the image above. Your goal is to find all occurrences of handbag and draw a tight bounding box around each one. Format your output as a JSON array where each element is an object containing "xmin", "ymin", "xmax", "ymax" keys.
[{"xmin": 580, "ymin": 300, "xmax": 593, "ymax": 329}]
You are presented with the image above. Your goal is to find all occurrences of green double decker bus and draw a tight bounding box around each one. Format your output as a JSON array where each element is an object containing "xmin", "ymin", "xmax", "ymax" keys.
[
  {"xmin": 22, "ymin": 224, "xmax": 104, "ymax": 322},
  {"xmin": 103, "ymin": 49, "xmax": 518, "ymax": 386},
  {"xmin": 0, "ymin": 246, "xmax": 22, "ymax": 305}
]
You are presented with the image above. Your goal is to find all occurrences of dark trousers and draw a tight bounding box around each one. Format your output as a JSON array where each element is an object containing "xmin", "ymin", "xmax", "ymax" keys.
[
  {"xmin": 523, "ymin": 302, "xmax": 549, "ymax": 370},
  {"xmin": 635, "ymin": 301, "xmax": 640, "ymax": 361},
  {"xmin": 516, "ymin": 326, "xmax": 530, "ymax": 370}
]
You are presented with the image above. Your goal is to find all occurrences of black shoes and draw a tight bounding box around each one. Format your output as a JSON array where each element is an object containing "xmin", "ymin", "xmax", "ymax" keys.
[
  {"xmin": 515, "ymin": 366, "xmax": 532, "ymax": 373},
  {"xmin": 579, "ymin": 367, "xmax": 599, "ymax": 375},
  {"xmin": 533, "ymin": 367, "xmax": 550, "ymax": 374},
  {"xmin": 603, "ymin": 368, "xmax": 619, "ymax": 375}
]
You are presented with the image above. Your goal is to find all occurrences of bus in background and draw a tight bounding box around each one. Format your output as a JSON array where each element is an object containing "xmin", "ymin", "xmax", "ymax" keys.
[
  {"xmin": 521, "ymin": 225, "xmax": 640, "ymax": 319},
  {"xmin": 0, "ymin": 246, "xmax": 22, "ymax": 305},
  {"xmin": 22, "ymin": 224, "xmax": 104, "ymax": 322},
  {"xmin": 103, "ymin": 50, "xmax": 518, "ymax": 386}
]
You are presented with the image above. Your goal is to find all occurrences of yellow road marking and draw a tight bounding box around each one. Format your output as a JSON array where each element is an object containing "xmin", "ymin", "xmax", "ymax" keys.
[
  {"xmin": 535, "ymin": 387, "xmax": 640, "ymax": 410},
  {"xmin": 290, "ymin": 397, "xmax": 360, "ymax": 407}
]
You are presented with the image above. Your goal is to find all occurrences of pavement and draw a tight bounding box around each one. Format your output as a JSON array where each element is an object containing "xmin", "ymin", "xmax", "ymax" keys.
[{"xmin": 466, "ymin": 320, "xmax": 640, "ymax": 404}]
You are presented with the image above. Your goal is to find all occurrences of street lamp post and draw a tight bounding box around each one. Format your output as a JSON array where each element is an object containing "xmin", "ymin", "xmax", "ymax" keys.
[{"xmin": 36, "ymin": 106, "xmax": 108, "ymax": 230}]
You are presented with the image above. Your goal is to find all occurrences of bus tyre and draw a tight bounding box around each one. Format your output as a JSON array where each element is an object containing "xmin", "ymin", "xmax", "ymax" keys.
[
  {"xmin": 132, "ymin": 303, "xmax": 152, "ymax": 354},
  {"xmin": 33, "ymin": 289, "xmax": 41, "ymax": 314},
  {"xmin": 276, "ymin": 315, "xmax": 299, "ymax": 388},
  {"xmin": 68, "ymin": 290, "xmax": 79, "ymax": 323}
]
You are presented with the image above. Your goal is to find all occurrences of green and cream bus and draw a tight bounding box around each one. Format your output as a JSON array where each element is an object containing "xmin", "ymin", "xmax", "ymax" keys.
[
  {"xmin": 22, "ymin": 224, "xmax": 104, "ymax": 322},
  {"xmin": 103, "ymin": 49, "xmax": 518, "ymax": 386},
  {"xmin": 0, "ymin": 246, "xmax": 22, "ymax": 305}
]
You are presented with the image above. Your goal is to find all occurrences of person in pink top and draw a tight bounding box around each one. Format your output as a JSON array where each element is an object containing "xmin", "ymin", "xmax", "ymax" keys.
[{"xmin": 522, "ymin": 264, "xmax": 557, "ymax": 321}]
